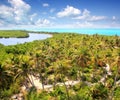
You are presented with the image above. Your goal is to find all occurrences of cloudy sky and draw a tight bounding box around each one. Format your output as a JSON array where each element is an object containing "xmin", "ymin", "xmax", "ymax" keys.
[{"xmin": 0, "ymin": 0, "xmax": 120, "ymax": 29}]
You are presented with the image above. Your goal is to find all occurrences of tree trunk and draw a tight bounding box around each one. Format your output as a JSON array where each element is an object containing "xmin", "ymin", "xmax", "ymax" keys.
[
  {"xmin": 109, "ymin": 66, "xmax": 118, "ymax": 100},
  {"xmin": 53, "ymin": 77, "xmax": 56, "ymax": 90},
  {"xmin": 27, "ymin": 74, "xmax": 34, "ymax": 87},
  {"xmin": 40, "ymin": 74, "xmax": 44, "ymax": 90},
  {"xmin": 61, "ymin": 75, "xmax": 70, "ymax": 100}
]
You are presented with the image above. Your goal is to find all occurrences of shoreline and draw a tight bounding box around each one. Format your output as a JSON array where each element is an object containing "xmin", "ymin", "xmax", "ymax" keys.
[
  {"xmin": 0, "ymin": 33, "xmax": 53, "ymax": 46},
  {"xmin": 26, "ymin": 28, "xmax": 120, "ymax": 36}
]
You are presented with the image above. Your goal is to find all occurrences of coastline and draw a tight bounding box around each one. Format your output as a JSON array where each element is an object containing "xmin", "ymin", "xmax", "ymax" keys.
[
  {"xmin": 26, "ymin": 28, "xmax": 120, "ymax": 36},
  {"xmin": 0, "ymin": 33, "xmax": 52, "ymax": 46}
]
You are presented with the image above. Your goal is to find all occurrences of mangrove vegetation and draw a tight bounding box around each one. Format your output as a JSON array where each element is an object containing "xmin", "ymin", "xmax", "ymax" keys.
[
  {"xmin": 0, "ymin": 32, "xmax": 120, "ymax": 100},
  {"xmin": 0, "ymin": 30, "xmax": 29, "ymax": 38}
]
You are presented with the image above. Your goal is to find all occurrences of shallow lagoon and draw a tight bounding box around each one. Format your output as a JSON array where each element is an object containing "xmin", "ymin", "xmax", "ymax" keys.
[{"xmin": 0, "ymin": 33, "xmax": 52, "ymax": 46}]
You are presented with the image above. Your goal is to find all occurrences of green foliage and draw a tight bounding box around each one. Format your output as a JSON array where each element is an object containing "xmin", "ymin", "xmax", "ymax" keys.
[
  {"xmin": 114, "ymin": 87, "xmax": 120, "ymax": 100},
  {"xmin": 50, "ymin": 86, "xmax": 66, "ymax": 100},
  {"xmin": 0, "ymin": 43, "xmax": 4, "ymax": 47},
  {"xmin": 25, "ymin": 87, "xmax": 38, "ymax": 100},
  {"xmin": 91, "ymin": 83, "xmax": 108, "ymax": 100},
  {"xmin": 71, "ymin": 82, "xmax": 92, "ymax": 100},
  {"xmin": 5, "ymin": 46, "xmax": 26, "ymax": 54},
  {"xmin": 0, "ymin": 44, "xmax": 6, "ymax": 61},
  {"xmin": 0, "ymin": 30, "xmax": 29, "ymax": 38},
  {"xmin": 0, "ymin": 32, "xmax": 120, "ymax": 99},
  {"xmin": 0, "ymin": 79, "xmax": 20, "ymax": 99}
]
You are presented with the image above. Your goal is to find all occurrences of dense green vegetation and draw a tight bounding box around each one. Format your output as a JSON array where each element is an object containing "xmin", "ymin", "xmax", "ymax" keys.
[
  {"xmin": 0, "ymin": 32, "xmax": 120, "ymax": 100},
  {"xmin": 0, "ymin": 30, "xmax": 29, "ymax": 38}
]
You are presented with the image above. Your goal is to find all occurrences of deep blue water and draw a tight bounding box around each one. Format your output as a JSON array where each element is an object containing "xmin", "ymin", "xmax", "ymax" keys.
[
  {"xmin": 27, "ymin": 28, "xmax": 120, "ymax": 36},
  {"xmin": 0, "ymin": 33, "xmax": 52, "ymax": 46}
]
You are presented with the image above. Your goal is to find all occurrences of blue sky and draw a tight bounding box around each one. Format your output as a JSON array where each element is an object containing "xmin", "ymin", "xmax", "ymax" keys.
[{"xmin": 0, "ymin": 0, "xmax": 120, "ymax": 29}]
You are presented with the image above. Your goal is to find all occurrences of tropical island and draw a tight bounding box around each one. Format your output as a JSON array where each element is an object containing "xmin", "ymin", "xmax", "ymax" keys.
[
  {"xmin": 0, "ymin": 0, "xmax": 120, "ymax": 99},
  {"xmin": 0, "ymin": 30, "xmax": 120, "ymax": 100}
]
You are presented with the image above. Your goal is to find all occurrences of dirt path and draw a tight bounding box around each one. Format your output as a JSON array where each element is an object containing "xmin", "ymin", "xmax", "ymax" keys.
[{"xmin": 28, "ymin": 75, "xmax": 80, "ymax": 90}]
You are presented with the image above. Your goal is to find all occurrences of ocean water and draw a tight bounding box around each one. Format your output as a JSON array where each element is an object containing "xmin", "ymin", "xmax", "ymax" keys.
[{"xmin": 27, "ymin": 28, "xmax": 120, "ymax": 36}]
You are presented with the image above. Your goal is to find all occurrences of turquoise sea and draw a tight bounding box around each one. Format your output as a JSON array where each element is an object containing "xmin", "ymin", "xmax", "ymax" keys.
[{"xmin": 27, "ymin": 28, "xmax": 120, "ymax": 36}]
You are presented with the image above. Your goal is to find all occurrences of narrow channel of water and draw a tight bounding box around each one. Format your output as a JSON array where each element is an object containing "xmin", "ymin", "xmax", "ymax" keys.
[{"xmin": 0, "ymin": 33, "xmax": 52, "ymax": 46}]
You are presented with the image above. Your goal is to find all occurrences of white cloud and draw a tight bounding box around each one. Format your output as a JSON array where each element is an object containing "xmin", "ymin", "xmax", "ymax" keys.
[
  {"xmin": 0, "ymin": 5, "xmax": 14, "ymax": 22},
  {"xmin": 0, "ymin": 0, "xmax": 53, "ymax": 28},
  {"xmin": 55, "ymin": 21, "xmax": 93, "ymax": 28},
  {"xmin": 52, "ymin": 21, "xmax": 120, "ymax": 29},
  {"xmin": 0, "ymin": 2, "xmax": 119, "ymax": 29},
  {"xmin": 0, "ymin": 0, "xmax": 31, "ymax": 25},
  {"xmin": 30, "ymin": 13, "xmax": 37, "ymax": 21},
  {"xmin": 112, "ymin": 16, "xmax": 116, "ymax": 20},
  {"xmin": 89, "ymin": 16, "xmax": 106, "ymax": 21},
  {"xmin": 74, "ymin": 9, "xmax": 106, "ymax": 21},
  {"xmin": 75, "ymin": 21, "xmax": 120, "ymax": 28},
  {"xmin": 49, "ymin": 16, "xmax": 56, "ymax": 20},
  {"xmin": 35, "ymin": 19, "xmax": 50, "ymax": 26},
  {"xmin": 8, "ymin": 0, "xmax": 30, "ymax": 9},
  {"xmin": 0, "ymin": 20, "xmax": 5, "ymax": 26},
  {"xmin": 50, "ymin": 8, "xmax": 55, "ymax": 13},
  {"xmin": 82, "ymin": 9, "xmax": 90, "ymax": 18},
  {"xmin": 57, "ymin": 5, "xmax": 81, "ymax": 17},
  {"xmin": 110, "ymin": 22, "xmax": 120, "ymax": 28},
  {"xmin": 75, "ymin": 21, "xmax": 93, "ymax": 28},
  {"xmin": 43, "ymin": 3, "xmax": 49, "ymax": 7},
  {"xmin": 9, "ymin": 0, "xmax": 31, "ymax": 24},
  {"xmin": 72, "ymin": 9, "xmax": 90, "ymax": 20}
]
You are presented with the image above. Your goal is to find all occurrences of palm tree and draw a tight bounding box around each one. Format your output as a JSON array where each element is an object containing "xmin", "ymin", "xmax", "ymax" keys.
[
  {"xmin": 0, "ymin": 62, "xmax": 13, "ymax": 91},
  {"xmin": 57, "ymin": 60, "xmax": 72, "ymax": 100},
  {"xmin": 14, "ymin": 55, "xmax": 35, "ymax": 88},
  {"xmin": 74, "ymin": 48, "xmax": 90, "ymax": 81},
  {"xmin": 34, "ymin": 53, "xmax": 48, "ymax": 90},
  {"xmin": 109, "ymin": 55, "xmax": 120, "ymax": 100}
]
